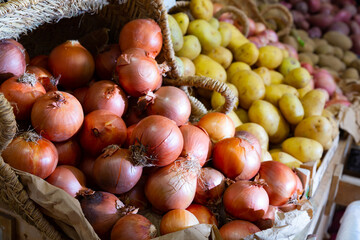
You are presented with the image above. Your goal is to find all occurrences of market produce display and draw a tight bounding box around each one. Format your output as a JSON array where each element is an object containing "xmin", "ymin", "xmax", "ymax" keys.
[{"xmin": 0, "ymin": 0, "xmax": 349, "ymax": 239}]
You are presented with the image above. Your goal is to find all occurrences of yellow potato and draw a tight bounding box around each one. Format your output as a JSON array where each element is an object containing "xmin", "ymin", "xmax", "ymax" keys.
[
  {"xmin": 175, "ymin": 56, "xmax": 184, "ymax": 77},
  {"xmin": 206, "ymin": 46, "xmax": 233, "ymax": 69},
  {"xmin": 257, "ymin": 46, "xmax": 283, "ymax": 69},
  {"xmin": 168, "ymin": 15, "xmax": 184, "ymax": 51},
  {"xmin": 193, "ymin": 54, "xmax": 227, "ymax": 82},
  {"xmin": 236, "ymin": 122, "xmax": 269, "ymax": 150},
  {"xmin": 227, "ymin": 110, "xmax": 242, "ymax": 128},
  {"xmin": 281, "ymin": 49, "xmax": 289, "ymax": 59},
  {"xmin": 220, "ymin": 22, "xmax": 249, "ymax": 53},
  {"xmin": 232, "ymin": 70, "xmax": 265, "ymax": 109},
  {"xmin": 284, "ymin": 67, "xmax": 311, "ymax": 89},
  {"xmin": 218, "ymin": 23, "xmax": 232, "ymax": 47},
  {"xmin": 297, "ymin": 80, "xmax": 314, "ymax": 99},
  {"xmin": 271, "ymin": 152, "xmax": 303, "ymax": 168},
  {"xmin": 278, "ymin": 57, "xmax": 301, "ymax": 76},
  {"xmin": 208, "ymin": 17, "xmax": 219, "ymax": 29},
  {"xmin": 253, "ymin": 67, "xmax": 271, "ymax": 86},
  {"xmin": 176, "ymin": 35, "xmax": 201, "ymax": 60},
  {"xmin": 322, "ymin": 109, "xmax": 339, "ymax": 140},
  {"xmin": 269, "ymin": 70, "xmax": 284, "ymax": 84},
  {"xmin": 248, "ymin": 100, "xmax": 290, "ymax": 144},
  {"xmin": 234, "ymin": 108, "xmax": 249, "ymax": 123},
  {"xmin": 172, "ymin": 12, "xmax": 189, "ymax": 35},
  {"xmin": 282, "ymin": 137, "xmax": 323, "ymax": 163},
  {"xmin": 180, "ymin": 57, "xmax": 196, "ymax": 77},
  {"xmin": 227, "ymin": 62, "xmax": 251, "ymax": 82},
  {"xmin": 269, "ymin": 148, "xmax": 282, "ymax": 154},
  {"xmin": 190, "ymin": 0, "xmax": 213, "ymax": 21},
  {"xmin": 234, "ymin": 42, "xmax": 259, "ymax": 66},
  {"xmin": 278, "ymin": 93, "xmax": 304, "ymax": 125},
  {"xmin": 294, "ymin": 116, "xmax": 333, "ymax": 150},
  {"xmin": 265, "ymin": 84, "xmax": 299, "ymax": 106},
  {"xmin": 187, "ymin": 20, "xmax": 222, "ymax": 52},
  {"xmin": 211, "ymin": 83, "xmax": 239, "ymax": 109},
  {"xmin": 301, "ymin": 89, "xmax": 327, "ymax": 118}
]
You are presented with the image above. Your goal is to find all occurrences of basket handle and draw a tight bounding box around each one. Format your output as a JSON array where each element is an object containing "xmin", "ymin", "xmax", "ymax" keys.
[
  {"xmin": 164, "ymin": 76, "xmax": 237, "ymax": 115},
  {"xmin": 261, "ymin": 4, "xmax": 293, "ymax": 37},
  {"xmin": 0, "ymin": 93, "xmax": 16, "ymax": 153},
  {"xmin": 214, "ymin": 6, "xmax": 250, "ymax": 37}
]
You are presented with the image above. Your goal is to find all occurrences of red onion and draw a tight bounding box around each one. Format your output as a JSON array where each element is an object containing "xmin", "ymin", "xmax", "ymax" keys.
[{"xmin": 0, "ymin": 39, "xmax": 26, "ymax": 82}]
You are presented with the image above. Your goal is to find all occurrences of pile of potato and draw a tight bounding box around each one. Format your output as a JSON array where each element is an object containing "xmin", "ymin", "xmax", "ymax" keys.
[
  {"xmin": 168, "ymin": 0, "xmax": 339, "ymax": 169},
  {"xmin": 283, "ymin": 29, "xmax": 359, "ymax": 80}
]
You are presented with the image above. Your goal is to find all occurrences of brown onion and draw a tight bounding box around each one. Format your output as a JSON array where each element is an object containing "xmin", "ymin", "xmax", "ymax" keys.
[
  {"xmin": 95, "ymin": 44, "xmax": 121, "ymax": 80},
  {"xmin": 213, "ymin": 137, "xmax": 261, "ymax": 180},
  {"xmin": 143, "ymin": 86, "xmax": 191, "ymax": 126},
  {"xmin": 79, "ymin": 191, "xmax": 138, "ymax": 239},
  {"xmin": 123, "ymin": 97, "xmax": 146, "ymax": 126},
  {"xmin": 235, "ymin": 130, "xmax": 262, "ymax": 159},
  {"xmin": 79, "ymin": 110, "xmax": 127, "ymax": 156},
  {"xmin": 194, "ymin": 167, "xmax": 225, "ymax": 205},
  {"xmin": 54, "ymin": 138, "xmax": 82, "ymax": 166},
  {"xmin": 119, "ymin": 19, "xmax": 163, "ymax": 58},
  {"xmin": 111, "ymin": 214, "xmax": 157, "ymax": 240},
  {"xmin": 119, "ymin": 176, "xmax": 149, "ymax": 211},
  {"xmin": 2, "ymin": 131, "xmax": 58, "ymax": 179},
  {"xmin": 72, "ymin": 87, "xmax": 88, "ymax": 106},
  {"xmin": 145, "ymin": 159, "xmax": 198, "ymax": 212},
  {"xmin": 30, "ymin": 55, "xmax": 49, "ymax": 70},
  {"xmin": 83, "ymin": 80, "xmax": 127, "ymax": 117},
  {"xmin": 130, "ymin": 115, "xmax": 183, "ymax": 167},
  {"xmin": 46, "ymin": 165, "xmax": 88, "ymax": 197},
  {"xmin": 223, "ymin": 180, "xmax": 269, "ymax": 222},
  {"xmin": 254, "ymin": 205, "xmax": 277, "ymax": 230},
  {"xmin": 116, "ymin": 48, "xmax": 162, "ymax": 97},
  {"xmin": 0, "ymin": 39, "xmax": 26, "ymax": 82},
  {"xmin": 219, "ymin": 220, "xmax": 260, "ymax": 240},
  {"xmin": 160, "ymin": 209, "xmax": 199, "ymax": 235},
  {"xmin": 186, "ymin": 204, "xmax": 218, "ymax": 226},
  {"xmin": 93, "ymin": 145, "xmax": 142, "ymax": 194},
  {"xmin": 259, "ymin": 161, "xmax": 297, "ymax": 206},
  {"xmin": 197, "ymin": 112, "xmax": 235, "ymax": 143},
  {"xmin": 123, "ymin": 124, "xmax": 137, "ymax": 148},
  {"xmin": 1, "ymin": 73, "xmax": 46, "ymax": 120},
  {"xmin": 180, "ymin": 124, "xmax": 211, "ymax": 166},
  {"xmin": 31, "ymin": 91, "xmax": 84, "ymax": 142},
  {"xmin": 26, "ymin": 65, "xmax": 57, "ymax": 92},
  {"xmin": 49, "ymin": 40, "xmax": 95, "ymax": 89},
  {"xmin": 78, "ymin": 154, "xmax": 96, "ymax": 187}
]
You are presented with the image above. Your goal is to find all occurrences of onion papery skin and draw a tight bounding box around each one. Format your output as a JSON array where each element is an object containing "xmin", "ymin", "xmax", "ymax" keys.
[
  {"xmin": 116, "ymin": 48, "xmax": 162, "ymax": 97},
  {"xmin": 194, "ymin": 167, "xmax": 225, "ymax": 205},
  {"xmin": 223, "ymin": 180, "xmax": 269, "ymax": 222},
  {"xmin": 48, "ymin": 40, "xmax": 95, "ymax": 90},
  {"xmin": 1, "ymin": 74, "xmax": 46, "ymax": 121},
  {"xmin": 2, "ymin": 132, "xmax": 58, "ymax": 179},
  {"xmin": 46, "ymin": 165, "xmax": 87, "ymax": 197},
  {"xmin": 119, "ymin": 176, "xmax": 149, "ymax": 211},
  {"xmin": 119, "ymin": 19, "xmax": 163, "ymax": 58},
  {"xmin": 145, "ymin": 159, "xmax": 197, "ymax": 212},
  {"xmin": 130, "ymin": 115, "xmax": 183, "ymax": 167},
  {"xmin": 72, "ymin": 87, "xmax": 88, "ymax": 106},
  {"xmin": 95, "ymin": 44, "xmax": 122, "ymax": 80},
  {"xmin": 79, "ymin": 110, "xmax": 127, "ymax": 157},
  {"xmin": 219, "ymin": 220, "xmax": 261, "ymax": 240},
  {"xmin": 160, "ymin": 209, "xmax": 199, "ymax": 235},
  {"xmin": 93, "ymin": 145, "xmax": 142, "ymax": 194},
  {"xmin": 197, "ymin": 112, "xmax": 235, "ymax": 143},
  {"xmin": 54, "ymin": 138, "xmax": 82, "ymax": 166},
  {"xmin": 26, "ymin": 65, "xmax": 57, "ymax": 92},
  {"xmin": 180, "ymin": 124, "xmax": 211, "ymax": 167},
  {"xmin": 0, "ymin": 39, "xmax": 26, "ymax": 82},
  {"xmin": 31, "ymin": 91, "xmax": 84, "ymax": 142},
  {"xmin": 255, "ymin": 205, "xmax": 277, "ymax": 230},
  {"xmin": 213, "ymin": 137, "xmax": 261, "ymax": 180},
  {"xmin": 235, "ymin": 130, "xmax": 262, "ymax": 159},
  {"xmin": 186, "ymin": 204, "xmax": 218, "ymax": 226},
  {"xmin": 259, "ymin": 161, "xmax": 297, "ymax": 206},
  {"xmin": 83, "ymin": 80, "xmax": 127, "ymax": 117},
  {"xmin": 111, "ymin": 214, "xmax": 156, "ymax": 240},
  {"xmin": 146, "ymin": 86, "xmax": 191, "ymax": 126},
  {"xmin": 30, "ymin": 55, "xmax": 49, "ymax": 71},
  {"xmin": 294, "ymin": 173, "xmax": 304, "ymax": 197},
  {"xmin": 79, "ymin": 191, "xmax": 137, "ymax": 238}
]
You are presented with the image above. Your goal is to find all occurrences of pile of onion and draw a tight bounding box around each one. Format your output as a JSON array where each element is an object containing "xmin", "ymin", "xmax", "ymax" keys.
[
  {"xmin": 2, "ymin": 131, "xmax": 58, "ymax": 179},
  {"xmin": 1, "ymin": 73, "xmax": 46, "ymax": 120}
]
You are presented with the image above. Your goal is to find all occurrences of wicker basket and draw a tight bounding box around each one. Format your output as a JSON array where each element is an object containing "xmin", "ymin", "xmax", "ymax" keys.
[{"xmin": 0, "ymin": 0, "xmax": 237, "ymax": 239}]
